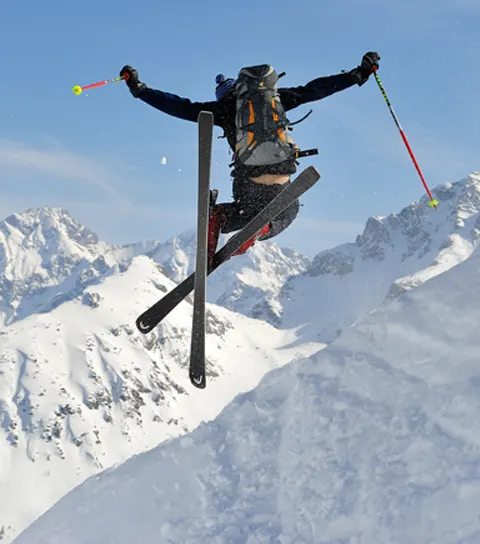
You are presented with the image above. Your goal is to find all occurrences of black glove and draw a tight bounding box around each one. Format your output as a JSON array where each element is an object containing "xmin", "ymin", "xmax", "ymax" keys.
[
  {"xmin": 349, "ymin": 52, "xmax": 381, "ymax": 86},
  {"xmin": 120, "ymin": 65, "xmax": 146, "ymax": 98}
]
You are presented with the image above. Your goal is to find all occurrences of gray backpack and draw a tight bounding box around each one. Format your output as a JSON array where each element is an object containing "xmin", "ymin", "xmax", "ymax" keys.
[{"xmin": 235, "ymin": 65, "xmax": 298, "ymax": 167}]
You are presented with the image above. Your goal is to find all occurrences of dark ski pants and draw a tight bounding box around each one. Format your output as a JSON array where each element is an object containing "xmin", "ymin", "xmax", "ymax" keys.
[{"xmin": 219, "ymin": 177, "xmax": 300, "ymax": 241}]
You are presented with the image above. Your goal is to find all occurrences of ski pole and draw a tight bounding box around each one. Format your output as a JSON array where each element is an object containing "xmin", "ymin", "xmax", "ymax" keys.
[
  {"xmin": 72, "ymin": 75, "xmax": 126, "ymax": 96},
  {"xmin": 372, "ymin": 68, "xmax": 438, "ymax": 210}
]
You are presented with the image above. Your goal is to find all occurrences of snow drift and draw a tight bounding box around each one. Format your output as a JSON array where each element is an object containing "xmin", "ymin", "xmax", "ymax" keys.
[
  {"xmin": 0, "ymin": 254, "xmax": 320, "ymax": 543},
  {"xmin": 15, "ymin": 247, "xmax": 480, "ymax": 543}
]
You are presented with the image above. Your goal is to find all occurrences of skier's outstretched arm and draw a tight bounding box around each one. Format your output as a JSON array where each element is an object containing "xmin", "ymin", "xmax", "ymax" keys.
[
  {"xmin": 119, "ymin": 65, "xmax": 221, "ymax": 123},
  {"xmin": 280, "ymin": 52, "xmax": 380, "ymax": 111}
]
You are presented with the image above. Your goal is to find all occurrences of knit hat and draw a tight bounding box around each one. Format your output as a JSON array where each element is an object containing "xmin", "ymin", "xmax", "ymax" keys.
[{"xmin": 215, "ymin": 73, "xmax": 236, "ymax": 101}]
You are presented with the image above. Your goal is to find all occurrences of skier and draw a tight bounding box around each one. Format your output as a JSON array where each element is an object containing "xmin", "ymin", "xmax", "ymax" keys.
[{"xmin": 120, "ymin": 52, "xmax": 380, "ymax": 260}]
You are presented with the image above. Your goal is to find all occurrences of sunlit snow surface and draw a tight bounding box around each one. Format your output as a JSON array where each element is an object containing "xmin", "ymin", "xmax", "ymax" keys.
[
  {"xmin": 0, "ymin": 253, "xmax": 320, "ymax": 543},
  {"xmin": 3, "ymin": 172, "xmax": 480, "ymax": 542},
  {"xmin": 15, "ymin": 248, "xmax": 480, "ymax": 544}
]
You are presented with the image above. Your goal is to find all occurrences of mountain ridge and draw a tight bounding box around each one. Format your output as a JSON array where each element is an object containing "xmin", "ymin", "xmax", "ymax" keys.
[
  {"xmin": 2, "ymin": 170, "xmax": 480, "ymax": 542},
  {"xmin": 15, "ymin": 240, "xmax": 480, "ymax": 544}
]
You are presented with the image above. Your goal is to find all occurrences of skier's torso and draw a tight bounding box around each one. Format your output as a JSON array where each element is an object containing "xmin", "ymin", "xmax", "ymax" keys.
[
  {"xmin": 206, "ymin": 93, "xmax": 298, "ymax": 178},
  {"xmin": 137, "ymin": 71, "xmax": 358, "ymax": 177}
]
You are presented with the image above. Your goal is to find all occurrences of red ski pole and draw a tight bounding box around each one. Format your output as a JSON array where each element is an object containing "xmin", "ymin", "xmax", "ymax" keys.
[
  {"xmin": 372, "ymin": 68, "xmax": 438, "ymax": 210},
  {"xmin": 72, "ymin": 75, "xmax": 126, "ymax": 96}
]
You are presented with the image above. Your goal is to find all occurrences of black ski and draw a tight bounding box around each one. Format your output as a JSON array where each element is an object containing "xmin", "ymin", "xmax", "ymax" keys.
[
  {"xmin": 136, "ymin": 166, "xmax": 320, "ymax": 335},
  {"xmin": 189, "ymin": 111, "xmax": 214, "ymax": 389}
]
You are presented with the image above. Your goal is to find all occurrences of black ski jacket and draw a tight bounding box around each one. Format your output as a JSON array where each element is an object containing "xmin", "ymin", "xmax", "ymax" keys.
[{"xmin": 137, "ymin": 71, "xmax": 359, "ymax": 176}]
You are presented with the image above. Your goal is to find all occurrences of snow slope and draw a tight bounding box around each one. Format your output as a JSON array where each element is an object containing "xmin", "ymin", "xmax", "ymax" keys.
[
  {"xmin": 0, "ymin": 256, "xmax": 320, "ymax": 543},
  {"xmin": 17, "ymin": 246, "xmax": 480, "ymax": 544},
  {"xmin": 257, "ymin": 172, "xmax": 480, "ymax": 341}
]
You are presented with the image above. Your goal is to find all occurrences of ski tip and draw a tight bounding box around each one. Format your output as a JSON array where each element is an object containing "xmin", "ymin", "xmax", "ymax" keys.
[
  {"xmin": 197, "ymin": 110, "xmax": 214, "ymax": 123},
  {"xmin": 190, "ymin": 372, "xmax": 207, "ymax": 389},
  {"xmin": 136, "ymin": 316, "xmax": 153, "ymax": 335},
  {"xmin": 305, "ymin": 165, "xmax": 321, "ymax": 181}
]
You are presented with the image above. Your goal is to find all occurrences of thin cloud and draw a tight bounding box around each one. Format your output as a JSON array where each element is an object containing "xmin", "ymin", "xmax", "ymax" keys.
[{"xmin": 0, "ymin": 140, "xmax": 131, "ymax": 207}]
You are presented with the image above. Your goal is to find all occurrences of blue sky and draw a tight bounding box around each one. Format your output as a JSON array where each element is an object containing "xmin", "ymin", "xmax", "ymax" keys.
[{"xmin": 1, "ymin": 0, "xmax": 479, "ymax": 256}]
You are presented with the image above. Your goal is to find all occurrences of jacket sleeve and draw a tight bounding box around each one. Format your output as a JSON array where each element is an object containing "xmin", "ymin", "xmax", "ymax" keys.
[
  {"xmin": 280, "ymin": 71, "xmax": 358, "ymax": 111},
  {"xmin": 136, "ymin": 87, "xmax": 223, "ymax": 124}
]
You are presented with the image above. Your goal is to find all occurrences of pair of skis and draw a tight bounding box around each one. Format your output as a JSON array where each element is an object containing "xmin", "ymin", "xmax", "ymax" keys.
[{"xmin": 136, "ymin": 111, "xmax": 321, "ymax": 389}]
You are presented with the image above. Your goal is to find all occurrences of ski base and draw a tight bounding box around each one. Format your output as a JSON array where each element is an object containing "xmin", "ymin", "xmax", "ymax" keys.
[{"xmin": 189, "ymin": 111, "xmax": 214, "ymax": 389}]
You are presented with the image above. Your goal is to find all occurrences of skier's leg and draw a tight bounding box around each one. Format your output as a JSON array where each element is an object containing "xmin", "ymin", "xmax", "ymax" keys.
[
  {"xmin": 228, "ymin": 198, "xmax": 299, "ymax": 255},
  {"xmin": 207, "ymin": 199, "xmax": 263, "ymax": 262},
  {"xmin": 257, "ymin": 198, "xmax": 300, "ymax": 240},
  {"xmin": 230, "ymin": 223, "xmax": 270, "ymax": 256},
  {"xmin": 209, "ymin": 177, "xmax": 300, "ymax": 258},
  {"xmin": 207, "ymin": 197, "xmax": 227, "ymax": 264}
]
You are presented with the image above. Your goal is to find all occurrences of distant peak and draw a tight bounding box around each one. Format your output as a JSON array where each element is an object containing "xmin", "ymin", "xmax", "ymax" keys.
[
  {"xmin": 1, "ymin": 206, "xmax": 100, "ymax": 247},
  {"xmin": 4, "ymin": 206, "xmax": 73, "ymax": 227}
]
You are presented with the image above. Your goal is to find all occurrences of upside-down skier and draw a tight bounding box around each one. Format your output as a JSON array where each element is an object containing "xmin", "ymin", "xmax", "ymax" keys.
[{"xmin": 120, "ymin": 52, "xmax": 380, "ymax": 260}]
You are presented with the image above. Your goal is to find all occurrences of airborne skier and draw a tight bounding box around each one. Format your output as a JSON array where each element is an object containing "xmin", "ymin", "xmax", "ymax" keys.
[{"xmin": 120, "ymin": 52, "xmax": 380, "ymax": 259}]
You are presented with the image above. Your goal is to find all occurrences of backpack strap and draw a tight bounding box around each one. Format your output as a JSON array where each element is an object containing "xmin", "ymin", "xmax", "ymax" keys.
[
  {"xmin": 288, "ymin": 109, "xmax": 314, "ymax": 128},
  {"xmin": 296, "ymin": 148, "xmax": 318, "ymax": 158}
]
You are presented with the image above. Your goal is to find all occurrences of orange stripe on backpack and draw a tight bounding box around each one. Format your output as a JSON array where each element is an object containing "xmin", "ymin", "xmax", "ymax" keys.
[
  {"xmin": 248, "ymin": 101, "xmax": 255, "ymax": 124},
  {"xmin": 271, "ymin": 98, "xmax": 279, "ymax": 121}
]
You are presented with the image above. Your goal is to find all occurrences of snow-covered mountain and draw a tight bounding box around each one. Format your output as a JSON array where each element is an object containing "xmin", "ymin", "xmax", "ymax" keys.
[
  {"xmin": 3, "ymin": 170, "xmax": 480, "ymax": 542},
  {"xmin": 7, "ymin": 172, "xmax": 479, "ymax": 348},
  {"xmin": 0, "ymin": 206, "xmax": 314, "ymax": 543},
  {"xmin": 254, "ymin": 172, "xmax": 480, "ymax": 341},
  {"xmin": 0, "ymin": 255, "xmax": 320, "ymax": 543},
  {"xmin": 145, "ymin": 173, "xmax": 480, "ymax": 341},
  {"xmin": 0, "ymin": 207, "xmax": 161, "ymax": 327},
  {"xmin": 0, "ymin": 207, "xmax": 308, "ymax": 328},
  {"xmin": 0, "ymin": 207, "xmax": 108, "ymax": 325},
  {"xmin": 17, "ymin": 245, "xmax": 480, "ymax": 544}
]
